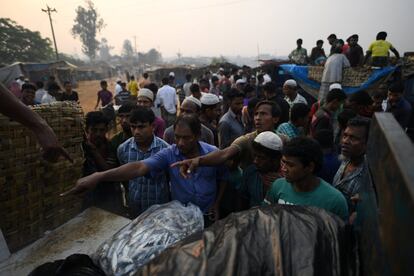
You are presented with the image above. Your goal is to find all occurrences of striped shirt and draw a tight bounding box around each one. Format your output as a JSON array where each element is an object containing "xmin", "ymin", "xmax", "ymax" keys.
[{"xmin": 117, "ymin": 136, "xmax": 170, "ymax": 216}]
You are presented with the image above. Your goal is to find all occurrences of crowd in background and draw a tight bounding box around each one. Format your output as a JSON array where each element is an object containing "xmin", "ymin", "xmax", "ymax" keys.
[{"xmin": 8, "ymin": 31, "xmax": 412, "ymax": 229}]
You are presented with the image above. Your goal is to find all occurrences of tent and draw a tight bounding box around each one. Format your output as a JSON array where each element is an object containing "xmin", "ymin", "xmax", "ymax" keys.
[{"xmin": 0, "ymin": 61, "xmax": 77, "ymax": 87}]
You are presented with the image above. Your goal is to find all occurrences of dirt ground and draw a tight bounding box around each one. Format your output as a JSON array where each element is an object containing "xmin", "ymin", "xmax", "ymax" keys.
[{"xmin": 76, "ymin": 78, "xmax": 117, "ymax": 114}]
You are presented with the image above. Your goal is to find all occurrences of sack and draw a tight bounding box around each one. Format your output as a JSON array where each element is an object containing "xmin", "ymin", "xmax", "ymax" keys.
[
  {"xmin": 93, "ymin": 201, "xmax": 204, "ymax": 276},
  {"xmin": 135, "ymin": 205, "xmax": 354, "ymax": 276}
]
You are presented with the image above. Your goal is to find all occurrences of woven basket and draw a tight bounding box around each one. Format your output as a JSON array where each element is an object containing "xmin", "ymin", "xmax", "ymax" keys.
[
  {"xmin": 0, "ymin": 102, "xmax": 85, "ymax": 252},
  {"xmin": 308, "ymin": 66, "xmax": 373, "ymax": 87}
]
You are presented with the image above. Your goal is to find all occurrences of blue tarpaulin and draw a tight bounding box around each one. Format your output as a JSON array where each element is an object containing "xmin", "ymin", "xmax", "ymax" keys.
[{"xmin": 280, "ymin": 64, "xmax": 396, "ymax": 98}]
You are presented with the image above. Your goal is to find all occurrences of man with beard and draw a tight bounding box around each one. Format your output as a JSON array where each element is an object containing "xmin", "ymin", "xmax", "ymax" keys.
[
  {"xmin": 200, "ymin": 93, "xmax": 221, "ymax": 146},
  {"xmin": 64, "ymin": 115, "xmax": 228, "ymax": 227},
  {"xmin": 265, "ymin": 137, "xmax": 348, "ymax": 220},
  {"xmin": 333, "ymin": 117, "xmax": 372, "ymax": 211},
  {"xmin": 116, "ymin": 107, "xmax": 170, "ymax": 217},
  {"xmin": 21, "ymin": 83, "xmax": 36, "ymax": 106}
]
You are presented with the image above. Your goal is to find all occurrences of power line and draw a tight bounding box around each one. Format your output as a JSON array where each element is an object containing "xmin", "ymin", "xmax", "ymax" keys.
[{"xmin": 42, "ymin": 5, "xmax": 59, "ymax": 60}]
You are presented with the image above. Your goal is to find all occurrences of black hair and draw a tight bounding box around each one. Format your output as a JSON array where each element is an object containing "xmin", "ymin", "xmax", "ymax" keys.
[
  {"xmin": 290, "ymin": 103, "xmax": 310, "ymax": 122},
  {"xmin": 48, "ymin": 83, "xmax": 60, "ymax": 92},
  {"xmin": 252, "ymin": 140, "xmax": 282, "ymax": 159},
  {"xmin": 118, "ymin": 102, "xmax": 136, "ymax": 114},
  {"xmin": 36, "ymin": 81, "xmax": 44, "ymax": 89},
  {"xmin": 185, "ymin": 73, "xmax": 192, "ymax": 81},
  {"xmin": 388, "ymin": 82, "xmax": 404, "ymax": 94},
  {"xmin": 21, "ymin": 83, "xmax": 36, "ymax": 92},
  {"xmin": 162, "ymin": 77, "xmax": 169, "ymax": 85},
  {"xmin": 255, "ymin": 100, "xmax": 281, "ymax": 118},
  {"xmin": 63, "ymin": 81, "xmax": 71, "ymax": 86},
  {"xmin": 350, "ymin": 34, "xmax": 358, "ymax": 40},
  {"xmin": 199, "ymin": 79, "xmax": 210, "ymax": 90},
  {"xmin": 316, "ymin": 39, "xmax": 324, "ymax": 45},
  {"xmin": 338, "ymin": 109, "xmax": 357, "ymax": 129},
  {"xmin": 349, "ymin": 90, "xmax": 374, "ymax": 106},
  {"xmin": 211, "ymin": 76, "xmax": 219, "ymax": 83},
  {"xmin": 173, "ymin": 114, "xmax": 201, "ymax": 136},
  {"xmin": 247, "ymin": 97, "xmax": 261, "ymax": 113},
  {"xmin": 347, "ymin": 116, "xmax": 371, "ymax": 142},
  {"xmin": 121, "ymin": 82, "xmax": 127, "ymax": 87},
  {"xmin": 228, "ymin": 88, "xmax": 245, "ymax": 100},
  {"xmin": 190, "ymin": 83, "xmax": 200, "ymax": 93},
  {"xmin": 243, "ymin": 84, "xmax": 255, "ymax": 94},
  {"xmin": 376, "ymin": 31, "xmax": 387, "ymax": 40},
  {"xmin": 130, "ymin": 75, "xmax": 135, "ymax": 80},
  {"xmin": 336, "ymin": 39, "xmax": 345, "ymax": 46},
  {"xmin": 100, "ymin": 80, "xmax": 107, "ymax": 86},
  {"xmin": 85, "ymin": 111, "xmax": 109, "ymax": 129},
  {"xmin": 143, "ymin": 73, "xmax": 149, "ymax": 78},
  {"xmin": 372, "ymin": 90, "xmax": 386, "ymax": 100},
  {"xmin": 326, "ymin": 88, "xmax": 347, "ymax": 103},
  {"xmin": 327, "ymin": 34, "xmax": 337, "ymax": 40},
  {"xmin": 314, "ymin": 129, "xmax": 334, "ymax": 149},
  {"xmin": 233, "ymin": 75, "xmax": 241, "ymax": 82},
  {"xmin": 297, "ymin": 38, "xmax": 303, "ymax": 44},
  {"xmin": 282, "ymin": 137, "xmax": 323, "ymax": 173},
  {"xmin": 129, "ymin": 106, "xmax": 155, "ymax": 124},
  {"xmin": 145, "ymin": 83, "xmax": 158, "ymax": 94},
  {"xmin": 263, "ymin": 82, "xmax": 276, "ymax": 94}
]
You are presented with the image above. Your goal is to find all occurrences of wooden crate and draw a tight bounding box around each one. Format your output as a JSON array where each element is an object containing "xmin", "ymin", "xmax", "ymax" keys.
[{"xmin": 0, "ymin": 102, "xmax": 85, "ymax": 252}]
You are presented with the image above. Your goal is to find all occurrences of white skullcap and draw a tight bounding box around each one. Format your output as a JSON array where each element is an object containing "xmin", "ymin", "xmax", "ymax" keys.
[
  {"xmin": 219, "ymin": 67, "xmax": 224, "ymax": 71},
  {"xmin": 169, "ymin": 72, "xmax": 175, "ymax": 77},
  {"xmin": 263, "ymin": 74, "xmax": 272, "ymax": 84},
  {"xmin": 236, "ymin": 79, "xmax": 246, "ymax": 85},
  {"xmin": 329, "ymin": 83, "xmax": 342, "ymax": 91},
  {"xmin": 201, "ymin": 93, "xmax": 220, "ymax": 106},
  {"xmin": 183, "ymin": 96, "xmax": 202, "ymax": 107},
  {"xmin": 254, "ymin": 131, "xmax": 283, "ymax": 151},
  {"xmin": 138, "ymin": 88, "xmax": 154, "ymax": 101},
  {"xmin": 284, "ymin": 79, "xmax": 297, "ymax": 87}
]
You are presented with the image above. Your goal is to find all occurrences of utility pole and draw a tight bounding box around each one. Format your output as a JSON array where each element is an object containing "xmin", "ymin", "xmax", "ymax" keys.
[{"xmin": 42, "ymin": 5, "xmax": 59, "ymax": 60}]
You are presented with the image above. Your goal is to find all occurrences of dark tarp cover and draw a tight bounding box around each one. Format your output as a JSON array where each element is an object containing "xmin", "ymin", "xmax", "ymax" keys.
[{"xmin": 135, "ymin": 205, "xmax": 355, "ymax": 276}]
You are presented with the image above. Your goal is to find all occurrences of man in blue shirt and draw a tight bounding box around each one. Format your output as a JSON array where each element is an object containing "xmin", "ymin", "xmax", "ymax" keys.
[
  {"xmin": 64, "ymin": 115, "xmax": 228, "ymax": 226},
  {"xmin": 117, "ymin": 107, "xmax": 170, "ymax": 217},
  {"xmin": 384, "ymin": 82, "xmax": 412, "ymax": 129}
]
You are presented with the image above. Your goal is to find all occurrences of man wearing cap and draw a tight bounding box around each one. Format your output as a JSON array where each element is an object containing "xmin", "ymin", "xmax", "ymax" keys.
[
  {"xmin": 163, "ymin": 96, "xmax": 214, "ymax": 145},
  {"xmin": 155, "ymin": 77, "xmax": 178, "ymax": 127},
  {"xmin": 137, "ymin": 88, "xmax": 166, "ymax": 138},
  {"xmin": 200, "ymin": 93, "xmax": 221, "ymax": 146},
  {"xmin": 238, "ymin": 131, "xmax": 283, "ymax": 208},
  {"xmin": 218, "ymin": 88, "xmax": 245, "ymax": 149},
  {"xmin": 282, "ymin": 79, "xmax": 308, "ymax": 107},
  {"xmin": 16, "ymin": 74, "xmax": 25, "ymax": 89},
  {"xmin": 235, "ymin": 78, "xmax": 246, "ymax": 92}
]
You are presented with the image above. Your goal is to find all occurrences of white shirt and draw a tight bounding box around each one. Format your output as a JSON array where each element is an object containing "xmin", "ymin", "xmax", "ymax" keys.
[
  {"xmin": 115, "ymin": 83, "xmax": 123, "ymax": 95},
  {"xmin": 155, "ymin": 84, "xmax": 177, "ymax": 114},
  {"xmin": 321, "ymin": 54, "xmax": 350, "ymax": 83},
  {"xmin": 35, "ymin": 88, "xmax": 47, "ymax": 104},
  {"xmin": 285, "ymin": 93, "xmax": 308, "ymax": 107},
  {"xmin": 183, "ymin": 82, "xmax": 192, "ymax": 97},
  {"xmin": 16, "ymin": 79, "xmax": 25, "ymax": 89},
  {"xmin": 41, "ymin": 92, "xmax": 57, "ymax": 104}
]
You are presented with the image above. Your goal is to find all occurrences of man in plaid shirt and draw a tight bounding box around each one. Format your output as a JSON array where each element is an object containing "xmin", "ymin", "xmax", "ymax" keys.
[
  {"xmin": 117, "ymin": 107, "xmax": 170, "ymax": 217},
  {"xmin": 276, "ymin": 103, "xmax": 309, "ymax": 139}
]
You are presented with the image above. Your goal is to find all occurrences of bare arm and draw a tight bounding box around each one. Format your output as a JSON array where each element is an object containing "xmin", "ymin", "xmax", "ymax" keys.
[
  {"xmin": 0, "ymin": 83, "xmax": 72, "ymax": 162},
  {"xmin": 94, "ymin": 95, "xmax": 100, "ymax": 110},
  {"xmin": 62, "ymin": 161, "xmax": 150, "ymax": 196},
  {"xmin": 390, "ymin": 47, "xmax": 400, "ymax": 59}
]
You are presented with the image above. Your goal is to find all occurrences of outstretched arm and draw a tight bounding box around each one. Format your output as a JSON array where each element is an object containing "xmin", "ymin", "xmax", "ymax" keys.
[
  {"xmin": 390, "ymin": 47, "xmax": 400, "ymax": 59},
  {"xmin": 171, "ymin": 145, "xmax": 240, "ymax": 178},
  {"xmin": 62, "ymin": 161, "xmax": 150, "ymax": 196}
]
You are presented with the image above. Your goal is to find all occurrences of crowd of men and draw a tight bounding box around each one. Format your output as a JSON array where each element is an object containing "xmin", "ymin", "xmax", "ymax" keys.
[{"xmin": 8, "ymin": 30, "xmax": 411, "ymax": 229}]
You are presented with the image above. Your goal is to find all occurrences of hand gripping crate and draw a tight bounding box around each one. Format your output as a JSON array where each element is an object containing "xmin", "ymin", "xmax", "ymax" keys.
[{"xmin": 0, "ymin": 102, "xmax": 85, "ymax": 252}]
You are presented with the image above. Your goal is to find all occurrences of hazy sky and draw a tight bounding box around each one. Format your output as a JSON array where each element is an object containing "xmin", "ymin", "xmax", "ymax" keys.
[{"xmin": 1, "ymin": 0, "xmax": 413, "ymax": 58}]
